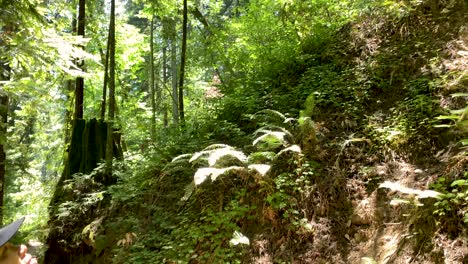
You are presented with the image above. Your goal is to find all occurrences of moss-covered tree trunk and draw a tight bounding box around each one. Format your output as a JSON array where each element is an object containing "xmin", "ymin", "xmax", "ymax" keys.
[{"xmin": 45, "ymin": 118, "xmax": 122, "ymax": 263}]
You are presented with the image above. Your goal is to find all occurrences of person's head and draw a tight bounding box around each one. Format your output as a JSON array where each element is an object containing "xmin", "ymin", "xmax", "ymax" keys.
[{"xmin": 0, "ymin": 218, "xmax": 24, "ymax": 264}]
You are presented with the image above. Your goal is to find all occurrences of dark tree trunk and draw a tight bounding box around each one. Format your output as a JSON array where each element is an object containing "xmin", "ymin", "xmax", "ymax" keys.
[
  {"xmin": 75, "ymin": 0, "xmax": 86, "ymax": 119},
  {"xmin": 178, "ymin": 0, "xmax": 188, "ymax": 124},
  {"xmin": 106, "ymin": 0, "xmax": 116, "ymax": 175},
  {"xmin": 0, "ymin": 90, "xmax": 8, "ymax": 225},
  {"xmin": 171, "ymin": 24, "xmax": 179, "ymax": 124},
  {"xmin": 101, "ymin": 37, "xmax": 110, "ymax": 120},
  {"xmin": 149, "ymin": 15, "xmax": 156, "ymax": 139}
]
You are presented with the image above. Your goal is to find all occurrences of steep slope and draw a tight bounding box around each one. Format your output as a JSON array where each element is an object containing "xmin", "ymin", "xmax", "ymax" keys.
[{"xmin": 47, "ymin": 1, "xmax": 468, "ymax": 263}]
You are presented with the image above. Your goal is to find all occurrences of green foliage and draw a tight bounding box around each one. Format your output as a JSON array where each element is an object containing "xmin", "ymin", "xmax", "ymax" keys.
[
  {"xmin": 264, "ymin": 159, "xmax": 317, "ymax": 233},
  {"xmin": 431, "ymin": 173, "xmax": 468, "ymax": 229}
]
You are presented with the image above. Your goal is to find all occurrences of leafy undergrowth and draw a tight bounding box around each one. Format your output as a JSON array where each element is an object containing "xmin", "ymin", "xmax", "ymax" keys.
[{"xmin": 50, "ymin": 1, "xmax": 468, "ymax": 263}]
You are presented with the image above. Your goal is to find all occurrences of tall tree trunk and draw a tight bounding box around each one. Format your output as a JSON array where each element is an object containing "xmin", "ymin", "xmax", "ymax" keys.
[
  {"xmin": 75, "ymin": 0, "xmax": 86, "ymax": 119},
  {"xmin": 163, "ymin": 42, "xmax": 168, "ymax": 83},
  {"xmin": 149, "ymin": 15, "xmax": 156, "ymax": 139},
  {"xmin": 106, "ymin": 0, "xmax": 116, "ymax": 174},
  {"xmin": 101, "ymin": 36, "xmax": 110, "ymax": 120},
  {"xmin": 178, "ymin": 0, "xmax": 188, "ymax": 124},
  {"xmin": 0, "ymin": 90, "xmax": 8, "ymax": 225},
  {"xmin": 170, "ymin": 20, "xmax": 179, "ymax": 124},
  {"xmin": 162, "ymin": 41, "xmax": 168, "ymax": 127}
]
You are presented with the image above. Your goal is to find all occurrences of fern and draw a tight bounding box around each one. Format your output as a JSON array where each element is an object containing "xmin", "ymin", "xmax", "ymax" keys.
[
  {"xmin": 299, "ymin": 93, "xmax": 315, "ymax": 118},
  {"xmin": 247, "ymin": 164, "xmax": 271, "ymax": 176},
  {"xmin": 189, "ymin": 150, "xmax": 212, "ymax": 163},
  {"xmin": 248, "ymin": 151, "xmax": 276, "ymax": 163},
  {"xmin": 208, "ymin": 148, "xmax": 247, "ymax": 167},
  {"xmin": 253, "ymin": 131, "xmax": 287, "ymax": 147},
  {"xmin": 253, "ymin": 126, "xmax": 294, "ymax": 140},
  {"xmin": 202, "ymin": 144, "xmax": 234, "ymax": 151},
  {"xmin": 275, "ymin": 145, "xmax": 301, "ymax": 158},
  {"xmin": 250, "ymin": 109, "xmax": 288, "ymax": 125},
  {"xmin": 163, "ymin": 158, "xmax": 191, "ymax": 171},
  {"xmin": 171, "ymin": 153, "xmax": 192, "ymax": 163},
  {"xmin": 194, "ymin": 166, "xmax": 244, "ymax": 185}
]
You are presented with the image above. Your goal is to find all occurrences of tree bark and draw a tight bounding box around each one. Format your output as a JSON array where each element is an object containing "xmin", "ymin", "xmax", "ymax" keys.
[
  {"xmin": 0, "ymin": 90, "xmax": 8, "ymax": 225},
  {"xmin": 75, "ymin": 0, "xmax": 86, "ymax": 119},
  {"xmin": 106, "ymin": 0, "xmax": 116, "ymax": 175},
  {"xmin": 149, "ymin": 15, "xmax": 156, "ymax": 139},
  {"xmin": 178, "ymin": 0, "xmax": 188, "ymax": 124},
  {"xmin": 100, "ymin": 37, "xmax": 110, "ymax": 120},
  {"xmin": 171, "ymin": 22, "xmax": 179, "ymax": 124}
]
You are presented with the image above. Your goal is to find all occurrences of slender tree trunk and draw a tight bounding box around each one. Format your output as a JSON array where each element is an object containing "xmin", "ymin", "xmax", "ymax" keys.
[
  {"xmin": 178, "ymin": 0, "xmax": 188, "ymax": 124},
  {"xmin": 0, "ymin": 90, "xmax": 8, "ymax": 225},
  {"xmin": 171, "ymin": 31, "xmax": 179, "ymax": 124},
  {"xmin": 162, "ymin": 41, "xmax": 168, "ymax": 127},
  {"xmin": 106, "ymin": 0, "xmax": 116, "ymax": 174},
  {"xmin": 149, "ymin": 15, "xmax": 156, "ymax": 139},
  {"xmin": 101, "ymin": 37, "xmax": 110, "ymax": 120},
  {"xmin": 163, "ymin": 43, "xmax": 167, "ymax": 83},
  {"xmin": 75, "ymin": 0, "xmax": 86, "ymax": 119}
]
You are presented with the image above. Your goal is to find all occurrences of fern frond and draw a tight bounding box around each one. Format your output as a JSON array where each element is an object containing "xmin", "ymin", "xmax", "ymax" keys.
[
  {"xmin": 202, "ymin": 144, "xmax": 234, "ymax": 151},
  {"xmin": 171, "ymin": 153, "xmax": 192, "ymax": 163},
  {"xmin": 193, "ymin": 166, "xmax": 244, "ymax": 185},
  {"xmin": 284, "ymin": 117, "xmax": 297, "ymax": 125},
  {"xmin": 211, "ymin": 166, "xmax": 243, "ymax": 182},
  {"xmin": 275, "ymin": 145, "xmax": 301, "ymax": 157},
  {"xmin": 299, "ymin": 93, "xmax": 315, "ymax": 118},
  {"xmin": 194, "ymin": 168, "xmax": 214, "ymax": 185},
  {"xmin": 253, "ymin": 126, "xmax": 294, "ymax": 139},
  {"xmin": 253, "ymin": 131, "xmax": 287, "ymax": 146},
  {"xmin": 251, "ymin": 109, "xmax": 287, "ymax": 125},
  {"xmin": 163, "ymin": 164, "xmax": 192, "ymax": 175},
  {"xmin": 163, "ymin": 158, "xmax": 191, "ymax": 171},
  {"xmin": 208, "ymin": 148, "xmax": 247, "ymax": 167},
  {"xmin": 248, "ymin": 151, "xmax": 276, "ymax": 163},
  {"xmin": 248, "ymin": 164, "xmax": 271, "ymax": 176},
  {"xmin": 181, "ymin": 182, "xmax": 196, "ymax": 201},
  {"xmin": 189, "ymin": 150, "xmax": 212, "ymax": 163}
]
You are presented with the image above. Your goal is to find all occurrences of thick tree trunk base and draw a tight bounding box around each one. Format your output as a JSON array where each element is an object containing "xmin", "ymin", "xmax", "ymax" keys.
[{"xmin": 45, "ymin": 118, "xmax": 123, "ymax": 264}]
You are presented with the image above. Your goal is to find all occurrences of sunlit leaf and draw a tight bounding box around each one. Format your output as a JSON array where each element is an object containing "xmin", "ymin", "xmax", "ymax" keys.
[
  {"xmin": 451, "ymin": 180, "xmax": 468, "ymax": 187},
  {"xmin": 229, "ymin": 231, "xmax": 249, "ymax": 246}
]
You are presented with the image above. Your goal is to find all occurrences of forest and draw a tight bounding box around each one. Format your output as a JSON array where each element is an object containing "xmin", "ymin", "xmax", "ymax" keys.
[{"xmin": 0, "ymin": 0, "xmax": 467, "ymax": 263}]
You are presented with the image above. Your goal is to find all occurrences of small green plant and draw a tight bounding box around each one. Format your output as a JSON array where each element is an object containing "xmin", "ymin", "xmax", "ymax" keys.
[{"xmin": 431, "ymin": 173, "xmax": 468, "ymax": 225}]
